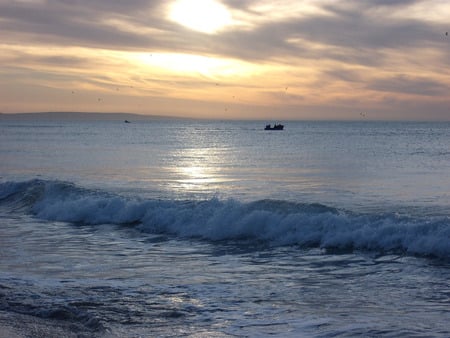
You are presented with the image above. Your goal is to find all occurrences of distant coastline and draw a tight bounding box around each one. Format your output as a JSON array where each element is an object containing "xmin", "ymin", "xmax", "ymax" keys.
[
  {"xmin": 1, "ymin": 112, "xmax": 449, "ymax": 123},
  {"xmin": 0, "ymin": 112, "xmax": 186, "ymax": 121}
]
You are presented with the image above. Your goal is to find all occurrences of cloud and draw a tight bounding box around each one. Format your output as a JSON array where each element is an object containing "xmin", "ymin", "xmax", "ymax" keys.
[
  {"xmin": 1, "ymin": 0, "xmax": 447, "ymax": 61},
  {"xmin": 324, "ymin": 68, "xmax": 363, "ymax": 83},
  {"xmin": 0, "ymin": 0, "xmax": 449, "ymax": 119},
  {"xmin": 368, "ymin": 75, "xmax": 448, "ymax": 96},
  {"xmin": 0, "ymin": 1, "xmax": 159, "ymax": 49}
]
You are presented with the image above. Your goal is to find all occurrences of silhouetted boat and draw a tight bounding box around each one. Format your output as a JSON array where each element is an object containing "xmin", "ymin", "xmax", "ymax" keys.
[
  {"xmin": 264, "ymin": 123, "xmax": 284, "ymax": 130},
  {"xmin": 124, "ymin": 120, "xmax": 130, "ymax": 123}
]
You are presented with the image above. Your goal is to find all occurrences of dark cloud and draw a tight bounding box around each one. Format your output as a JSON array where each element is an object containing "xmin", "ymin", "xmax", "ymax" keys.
[
  {"xmin": 30, "ymin": 55, "xmax": 88, "ymax": 67},
  {"xmin": 368, "ymin": 75, "xmax": 448, "ymax": 96},
  {"xmin": 0, "ymin": 0, "xmax": 167, "ymax": 50},
  {"xmin": 324, "ymin": 69, "xmax": 364, "ymax": 83},
  {"xmin": 51, "ymin": 0, "xmax": 157, "ymax": 13},
  {"xmin": 167, "ymin": 1, "xmax": 445, "ymax": 67},
  {"xmin": 0, "ymin": 0, "xmax": 446, "ymax": 64}
]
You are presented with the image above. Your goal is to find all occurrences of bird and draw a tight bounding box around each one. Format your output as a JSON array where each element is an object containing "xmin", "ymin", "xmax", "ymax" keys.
[{"xmin": 446, "ymin": 32, "xmax": 448, "ymax": 36}]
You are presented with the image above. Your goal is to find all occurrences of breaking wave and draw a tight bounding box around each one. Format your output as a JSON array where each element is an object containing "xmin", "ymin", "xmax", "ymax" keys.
[{"xmin": 1, "ymin": 179, "xmax": 449, "ymax": 259}]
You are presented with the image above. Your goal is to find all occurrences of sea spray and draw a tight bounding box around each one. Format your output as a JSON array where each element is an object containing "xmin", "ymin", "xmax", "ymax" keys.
[{"xmin": 1, "ymin": 179, "xmax": 449, "ymax": 258}]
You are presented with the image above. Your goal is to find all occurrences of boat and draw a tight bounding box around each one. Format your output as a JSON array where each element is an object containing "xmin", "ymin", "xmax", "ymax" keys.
[{"xmin": 264, "ymin": 123, "xmax": 284, "ymax": 130}]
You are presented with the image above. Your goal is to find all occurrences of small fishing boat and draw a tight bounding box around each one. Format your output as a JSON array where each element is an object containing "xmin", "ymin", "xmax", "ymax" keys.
[{"xmin": 264, "ymin": 123, "xmax": 284, "ymax": 130}]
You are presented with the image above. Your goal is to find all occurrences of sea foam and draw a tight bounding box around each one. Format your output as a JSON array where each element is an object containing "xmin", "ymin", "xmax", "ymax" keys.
[{"xmin": 1, "ymin": 179, "xmax": 449, "ymax": 258}]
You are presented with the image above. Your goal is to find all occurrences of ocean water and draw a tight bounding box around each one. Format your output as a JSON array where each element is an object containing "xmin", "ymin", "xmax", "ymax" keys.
[{"xmin": 0, "ymin": 117, "xmax": 449, "ymax": 337}]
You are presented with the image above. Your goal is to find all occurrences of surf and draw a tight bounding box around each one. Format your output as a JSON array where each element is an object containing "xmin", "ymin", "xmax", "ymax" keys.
[{"xmin": 1, "ymin": 179, "xmax": 449, "ymax": 259}]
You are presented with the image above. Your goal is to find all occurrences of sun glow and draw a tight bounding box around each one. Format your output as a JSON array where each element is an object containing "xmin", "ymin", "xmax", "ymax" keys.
[
  {"xmin": 169, "ymin": 0, "xmax": 232, "ymax": 34},
  {"xmin": 136, "ymin": 52, "xmax": 259, "ymax": 78}
]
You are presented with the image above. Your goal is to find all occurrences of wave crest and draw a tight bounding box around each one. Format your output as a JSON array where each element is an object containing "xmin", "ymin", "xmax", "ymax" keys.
[{"xmin": 1, "ymin": 179, "xmax": 449, "ymax": 259}]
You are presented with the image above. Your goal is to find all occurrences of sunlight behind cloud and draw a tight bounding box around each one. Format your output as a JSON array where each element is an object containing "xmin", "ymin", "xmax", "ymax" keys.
[
  {"xmin": 247, "ymin": 0, "xmax": 334, "ymax": 23},
  {"xmin": 383, "ymin": 0, "xmax": 450, "ymax": 23},
  {"xmin": 169, "ymin": 0, "xmax": 233, "ymax": 34},
  {"xmin": 135, "ymin": 52, "xmax": 258, "ymax": 79}
]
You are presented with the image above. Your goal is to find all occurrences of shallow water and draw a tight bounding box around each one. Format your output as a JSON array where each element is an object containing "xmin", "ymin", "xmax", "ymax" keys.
[{"xmin": 2, "ymin": 211, "xmax": 450, "ymax": 337}]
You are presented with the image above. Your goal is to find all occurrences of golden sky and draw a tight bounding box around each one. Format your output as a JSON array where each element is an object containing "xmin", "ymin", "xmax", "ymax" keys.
[{"xmin": 0, "ymin": 0, "xmax": 449, "ymax": 120}]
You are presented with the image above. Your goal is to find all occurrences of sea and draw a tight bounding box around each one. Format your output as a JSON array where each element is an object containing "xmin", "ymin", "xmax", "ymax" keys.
[{"xmin": 0, "ymin": 116, "xmax": 449, "ymax": 337}]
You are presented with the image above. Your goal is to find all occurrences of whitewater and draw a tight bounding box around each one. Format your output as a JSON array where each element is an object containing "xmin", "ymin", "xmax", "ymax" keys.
[{"xmin": 1, "ymin": 117, "xmax": 449, "ymax": 337}]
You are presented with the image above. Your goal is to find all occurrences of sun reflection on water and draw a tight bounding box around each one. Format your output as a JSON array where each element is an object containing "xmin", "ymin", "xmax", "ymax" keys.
[{"xmin": 169, "ymin": 146, "xmax": 230, "ymax": 196}]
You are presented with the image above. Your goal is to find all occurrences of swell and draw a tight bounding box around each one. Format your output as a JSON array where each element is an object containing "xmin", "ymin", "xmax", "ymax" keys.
[{"xmin": 1, "ymin": 179, "xmax": 449, "ymax": 259}]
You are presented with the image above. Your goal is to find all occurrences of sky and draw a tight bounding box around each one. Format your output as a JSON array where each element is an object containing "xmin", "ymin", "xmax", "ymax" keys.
[{"xmin": 0, "ymin": 0, "xmax": 449, "ymax": 120}]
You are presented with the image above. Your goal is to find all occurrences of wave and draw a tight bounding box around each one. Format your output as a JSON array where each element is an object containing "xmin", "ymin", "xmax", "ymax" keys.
[{"xmin": 1, "ymin": 179, "xmax": 449, "ymax": 259}]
